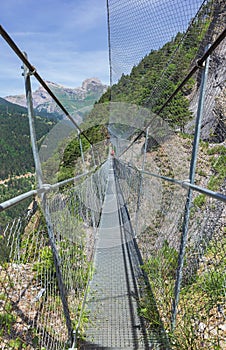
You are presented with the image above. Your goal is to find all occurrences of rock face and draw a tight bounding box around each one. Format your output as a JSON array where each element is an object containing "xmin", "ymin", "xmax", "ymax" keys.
[
  {"xmin": 5, "ymin": 78, "xmax": 108, "ymax": 119},
  {"xmin": 186, "ymin": 42, "xmax": 226, "ymax": 143},
  {"xmin": 186, "ymin": 1, "xmax": 226, "ymax": 143}
]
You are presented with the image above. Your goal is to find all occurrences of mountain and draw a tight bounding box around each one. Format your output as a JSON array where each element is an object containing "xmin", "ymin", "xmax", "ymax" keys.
[
  {"xmin": 0, "ymin": 96, "xmax": 60, "ymax": 120},
  {"xmin": 5, "ymin": 78, "xmax": 108, "ymax": 122}
]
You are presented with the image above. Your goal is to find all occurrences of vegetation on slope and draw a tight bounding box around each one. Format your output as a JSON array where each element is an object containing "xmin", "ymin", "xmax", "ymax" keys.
[
  {"xmin": 0, "ymin": 98, "xmax": 57, "ymax": 227},
  {"xmin": 53, "ymin": 1, "xmax": 219, "ymax": 181},
  {"xmin": 54, "ymin": 102, "xmax": 110, "ymax": 182},
  {"xmin": 98, "ymin": 2, "xmax": 215, "ymax": 132},
  {"xmin": 0, "ymin": 98, "xmax": 57, "ymax": 180}
]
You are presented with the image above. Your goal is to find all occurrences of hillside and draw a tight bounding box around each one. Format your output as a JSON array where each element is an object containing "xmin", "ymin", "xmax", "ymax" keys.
[
  {"xmin": 0, "ymin": 2, "xmax": 225, "ymax": 349},
  {"xmin": 0, "ymin": 97, "xmax": 57, "ymax": 180},
  {"xmin": 5, "ymin": 78, "xmax": 108, "ymax": 122},
  {"xmin": 98, "ymin": 1, "xmax": 225, "ymax": 142},
  {"xmin": 0, "ymin": 98, "xmax": 58, "ymax": 227},
  {"xmin": 57, "ymin": 1, "xmax": 226, "ymax": 183}
]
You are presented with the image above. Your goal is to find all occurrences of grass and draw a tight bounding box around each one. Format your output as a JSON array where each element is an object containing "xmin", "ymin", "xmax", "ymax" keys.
[
  {"xmin": 207, "ymin": 154, "xmax": 226, "ymax": 191},
  {"xmin": 0, "ymin": 311, "xmax": 16, "ymax": 334},
  {"xmin": 193, "ymin": 194, "xmax": 206, "ymax": 208},
  {"xmin": 139, "ymin": 193, "xmax": 225, "ymax": 349}
]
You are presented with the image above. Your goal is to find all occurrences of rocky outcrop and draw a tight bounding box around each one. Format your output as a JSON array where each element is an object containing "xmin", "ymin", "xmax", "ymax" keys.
[
  {"xmin": 186, "ymin": 43, "xmax": 226, "ymax": 142},
  {"xmin": 186, "ymin": 1, "xmax": 226, "ymax": 142},
  {"xmin": 5, "ymin": 78, "xmax": 108, "ymax": 120}
]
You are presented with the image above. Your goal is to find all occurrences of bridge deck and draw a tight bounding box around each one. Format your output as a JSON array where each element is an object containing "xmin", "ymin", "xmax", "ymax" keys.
[{"xmin": 82, "ymin": 160, "xmax": 148, "ymax": 349}]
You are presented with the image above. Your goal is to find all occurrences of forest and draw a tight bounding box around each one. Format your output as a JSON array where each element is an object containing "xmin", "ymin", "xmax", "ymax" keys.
[
  {"xmin": 0, "ymin": 98, "xmax": 57, "ymax": 180},
  {"xmin": 0, "ymin": 1, "xmax": 225, "ymax": 348},
  {"xmin": 0, "ymin": 98, "xmax": 57, "ymax": 226},
  {"xmin": 58, "ymin": 1, "xmax": 216, "ymax": 179}
]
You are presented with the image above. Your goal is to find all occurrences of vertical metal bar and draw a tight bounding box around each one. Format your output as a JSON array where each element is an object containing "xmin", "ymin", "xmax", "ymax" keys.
[
  {"xmin": 106, "ymin": 0, "xmax": 113, "ymax": 90},
  {"xmin": 78, "ymin": 130, "xmax": 86, "ymax": 172},
  {"xmin": 171, "ymin": 47, "xmax": 210, "ymax": 331},
  {"xmin": 116, "ymin": 137, "xmax": 119, "ymax": 157},
  {"xmin": 134, "ymin": 127, "xmax": 149, "ymax": 237},
  {"xmin": 95, "ymin": 170, "xmax": 103, "ymax": 213},
  {"xmin": 130, "ymin": 142, "xmax": 134, "ymax": 164},
  {"xmin": 91, "ymin": 145, "xmax": 97, "ymax": 167},
  {"xmin": 22, "ymin": 54, "xmax": 73, "ymax": 344},
  {"xmin": 23, "ymin": 52, "xmax": 43, "ymax": 189}
]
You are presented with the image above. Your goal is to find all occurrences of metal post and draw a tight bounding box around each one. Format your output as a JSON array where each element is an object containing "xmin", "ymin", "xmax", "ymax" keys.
[
  {"xmin": 116, "ymin": 137, "xmax": 119, "ymax": 157},
  {"xmin": 91, "ymin": 145, "xmax": 97, "ymax": 168},
  {"xmin": 171, "ymin": 47, "xmax": 210, "ymax": 331},
  {"xmin": 23, "ymin": 52, "xmax": 43, "ymax": 189},
  {"xmin": 78, "ymin": 130, "xmax": 86, "ymax": 172},
  {"xmin": 22, "ymin": 53, "xmax": 73, "ymax": 343},
  {"xmin": 134, "ymin": 127, "xmax": 149, "ymax": 237}
]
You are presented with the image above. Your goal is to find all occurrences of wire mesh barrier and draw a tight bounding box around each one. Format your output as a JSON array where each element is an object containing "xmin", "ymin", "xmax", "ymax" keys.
[
  {"xmin": 0, "ymin": 0, "xmax": 225, "ymax": 349},
  {"xmin": 107, "ymin": 0, "xmax": 226, "ymax": 154},
  {"xmin": 107, "ymin": 0, "xmax": 208, "ymax": 83},
  {"xmin": 106, "ymin": 0, "xmax": 226, "ymax": 348},
  {"xmin": 114, "ymin": 154, "xmax": 225, "ymax": 348},
  {"xmin": 0, "ymin": 162, "xmax": 110, "ymax": 349}
]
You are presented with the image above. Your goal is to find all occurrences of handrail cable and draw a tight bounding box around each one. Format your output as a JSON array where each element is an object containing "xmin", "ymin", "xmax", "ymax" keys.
[
  {"xmin": 0, "ymin": 24, "xmax": 93, "ymax": 147},
  {"xmin": 118, "ymin": 27, "xmax": 226, "ymax": 158},
  {"xmin": 117, "ymin": 159, "xmax": 226, "ymax": 203},
  {"xmin": 0, "ymin": 170, "xmax": 92, "ymax": 213}
]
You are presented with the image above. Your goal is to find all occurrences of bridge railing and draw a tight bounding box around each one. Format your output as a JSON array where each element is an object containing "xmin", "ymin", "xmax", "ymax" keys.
[
  {"xmin": 114, "ymin": 154, "xmax": 225, "ymax": 346},
  {"xmin": 107, "ymin": 0, "xmax": 226, "ymax": 348},
  {"xmin": 0, "ymin": 23, "xmax": 110, "ymax": 349},
  {"xmin": 111, "ymin": 37, "xmax": 226, "ymax": 350},
  {"xmin": 0, "ymin": 161, "xmax": 110, "ymax": 349},
  {"xmin": 1, "ymin": 1, "xmax": 226, "ymax": 348}
]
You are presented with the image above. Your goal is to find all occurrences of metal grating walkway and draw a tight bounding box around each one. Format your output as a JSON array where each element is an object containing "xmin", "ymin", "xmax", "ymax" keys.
[{"xmin": 81, "ymin": 160, "xmax": 148, "ymax": 349}]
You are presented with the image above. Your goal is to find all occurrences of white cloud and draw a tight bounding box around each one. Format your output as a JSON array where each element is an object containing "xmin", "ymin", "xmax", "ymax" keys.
[{"xmin": 35, "ymin": 49, "xmax": 110, "ymax": 87}]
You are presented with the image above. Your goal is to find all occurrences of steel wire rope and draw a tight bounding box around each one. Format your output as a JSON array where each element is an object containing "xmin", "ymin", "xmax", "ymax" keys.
[
  {"xmin": 118, "ymin": 27, "xmax": 226, "ymax": 158},
  {"xmin": 116, "ymin": 158, "xmax": 226, "ymax": 203},
  {"xmin": 0, "ymin": 25, "xmax": 93, "ymax": 148},
  {"xmin": 6, "ymin": 217, "xmax": 17, "ymax": 248},
  {"xmin": 142, "ymin": 0, "xmax": 208, "ymax": 108}
]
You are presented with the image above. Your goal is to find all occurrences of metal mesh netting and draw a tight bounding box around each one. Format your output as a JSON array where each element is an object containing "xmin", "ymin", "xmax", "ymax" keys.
[
  {"xmin": 0, "ymin": 162, "xmax": 109, "ymax": 349},
  {"xmin": 1, "ymin": 211, "xmax": 69, "ymax": 349},
  {"xmin": 0, "ymin": 0, "xmax": 225, "ymax": 348},
  {"xmin": 107, "ymin": 0, "xmax": 226, "ymax": 151},
  {"xmin": 111, "ymin": 62, "xmax": 226, "ymax": 346},
  {"xmin": 39, "ymin": 117, "xmax": 109, "ymax": 185},
  {"xmin": 107, "ymin": 0, "xmax": 225, "ymax": 348},
  {"xmin": 107, "ymin": 0, "xmax": 207, "ymax": 82},
  {"xmin": 114, "ymin": 157, "xmax": 225, "ymax": 348}
]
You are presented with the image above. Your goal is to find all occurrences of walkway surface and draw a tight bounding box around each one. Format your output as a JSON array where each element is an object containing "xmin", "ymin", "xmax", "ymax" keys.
[{"xmin": 82, "ymin": 160, "xmax": 148, "ymax": 349}]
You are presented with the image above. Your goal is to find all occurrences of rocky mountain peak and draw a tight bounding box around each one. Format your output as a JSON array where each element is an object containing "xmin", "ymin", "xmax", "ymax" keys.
[
  {"xmin": 81, "ymin": 78, "xmax": 103, "ymax": 91},
  {"xmin": 4, "ymin": 78, "xmax": 108, "ymax": 120}
]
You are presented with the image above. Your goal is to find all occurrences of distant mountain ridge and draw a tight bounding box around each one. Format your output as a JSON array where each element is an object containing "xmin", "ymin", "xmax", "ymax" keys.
[{"xmin": 5, "ymin": 78, "xmax": 108, "ymax": 121}]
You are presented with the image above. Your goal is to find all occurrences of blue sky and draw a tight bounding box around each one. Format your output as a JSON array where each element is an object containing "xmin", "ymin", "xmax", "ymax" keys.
[
  {"xmin": 0, "ymin": 0, "xmax": 206, "ymax": 97},
  {"xmin": 108, "ymin": 0, "xmax": 206, "ymax": 82},
  {"xmin": 0, "ymin": 0, "xmax": 109, "ymax": 96}
]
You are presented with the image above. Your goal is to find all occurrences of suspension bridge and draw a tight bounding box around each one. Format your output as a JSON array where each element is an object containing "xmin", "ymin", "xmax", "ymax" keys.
[{"xmin": 0, "ymin": 0, "xmax": 226, "ymax": 349}]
